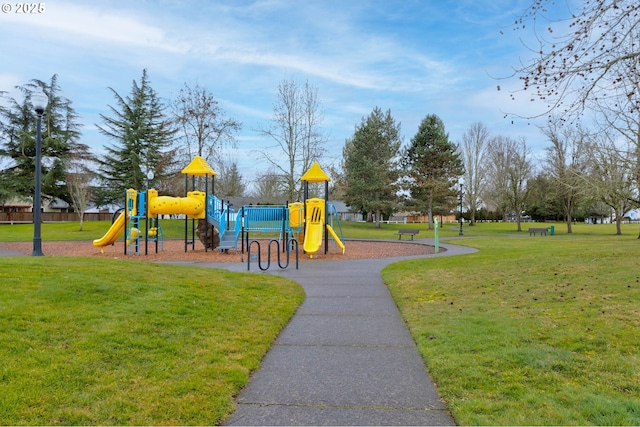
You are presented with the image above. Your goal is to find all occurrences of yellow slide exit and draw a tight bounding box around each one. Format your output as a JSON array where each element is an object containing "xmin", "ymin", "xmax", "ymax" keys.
[{"xmin": 92, "ymin": 211, "xmax": 126, "ymax": 250}]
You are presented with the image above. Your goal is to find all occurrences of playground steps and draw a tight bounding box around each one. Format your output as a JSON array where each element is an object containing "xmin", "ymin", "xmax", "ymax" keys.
[
  {"xmin": 207, "ymin": 216, "xmax": 238, "ymax": 252},
  {"xmin": 217, "ymin": 232, "xmax": 237, "ymax": 251}
]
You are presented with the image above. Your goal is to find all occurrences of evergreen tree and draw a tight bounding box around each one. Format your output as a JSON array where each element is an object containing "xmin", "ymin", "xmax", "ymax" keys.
[
  {"xmin": 215, "ymin": 159, "xmax": 246, "ymax": 197},
  {"xmin": 402, "ymin": 114, "xmax": 464, "ymax": 229},
  {"xmin": 0, "ymin": 75, "xmax": 81, "ymax": 205},
  {"xmin": 97, "ymin": 69, "xmax": 177, "ymax": 204},
  {"xmin": 342, "ymin": 107, "xmax": 402, "ymax": 228},
  {"xmin": 526, "ymin": 173, "xmax": 564, "ymax": 221}
]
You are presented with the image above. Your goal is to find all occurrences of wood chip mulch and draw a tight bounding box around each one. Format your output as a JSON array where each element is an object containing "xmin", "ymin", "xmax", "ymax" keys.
[{"xmin": 0, "ymin": 239, "xmax": 435, "ymax": 263}]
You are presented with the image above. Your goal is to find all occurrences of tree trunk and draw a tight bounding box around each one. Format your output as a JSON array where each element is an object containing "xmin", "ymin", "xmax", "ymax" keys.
[
  {"xmin": 375, "ymin": 209, "xmax": 381, "ymax": 228},
  {"xmin": 564, "ymin": 201, "xmax": 573, "ymax": 234},
  {"xmin": 566, "ymin": 215, "xmax": 573, "ymax": 234},
  {"xmin": 615, "ymin": 216, "xmax": 622, "ymax": 235}
]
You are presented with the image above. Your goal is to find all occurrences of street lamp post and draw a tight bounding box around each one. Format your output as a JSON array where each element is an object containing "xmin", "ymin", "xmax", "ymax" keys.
[
  {"xmin": 31, "ymin": 88, "xmax": 48, "ymax": 256},
  {"xmin": 458, "ymin": 178, "xmax": 464, "ymax": 236}
]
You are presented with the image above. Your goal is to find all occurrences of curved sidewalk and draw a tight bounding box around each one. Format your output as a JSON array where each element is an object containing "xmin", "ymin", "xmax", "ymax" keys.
[
  {"xmin": 0, "ymin": 248, "xmax": 25, "ymax": 256},
  {"xmin": 184, "ymin": 240, "xmax": 476, "ymax": 426}
]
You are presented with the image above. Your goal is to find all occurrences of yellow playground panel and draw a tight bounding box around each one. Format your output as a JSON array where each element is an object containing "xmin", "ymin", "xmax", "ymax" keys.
[
  {"xmin": 147, "ymin": 189, "xmax": 206, "ymax": 219},
  {"xmin": 288, "ymin": 201, "xmax": 305, "ymax": 243}
]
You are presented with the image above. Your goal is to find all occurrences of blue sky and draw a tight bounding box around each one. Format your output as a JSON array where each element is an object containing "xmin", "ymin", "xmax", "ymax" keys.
[{"xmin": 1, "ymin": 0, "xmax": 553, "ymax": 188}]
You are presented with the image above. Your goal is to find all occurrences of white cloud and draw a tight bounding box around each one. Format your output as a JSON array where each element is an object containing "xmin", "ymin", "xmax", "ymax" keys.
[
  {"xmin": 0, "ymin": 0, "xmax": 573, "ymax": 184},
  {"xmin": 0, "ymin": 74, "xmax": 24, "ymax": 101},
  {"xmin": 0, "ymin": 2, "xmax": 189, "ymax": 54}
]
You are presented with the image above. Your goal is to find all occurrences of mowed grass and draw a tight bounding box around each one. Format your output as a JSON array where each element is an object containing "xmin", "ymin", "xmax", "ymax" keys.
[
  {"xmin": 383, "ymin": 224, "xmax": 640, "ymax": 425},
  {"xmin": 3, "ymin": 219, "xmax": 640, "ymax": 424},
  {"xmin": 0, "ymin": 257, "xmax": 304, "ymax": 425},
  {"xmin": 0, "ymin": 218, "xmax": 447, "ymax": 242}
]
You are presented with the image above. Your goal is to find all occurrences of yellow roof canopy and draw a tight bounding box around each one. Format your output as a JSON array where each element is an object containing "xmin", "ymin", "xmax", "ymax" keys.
[
  {"xmin": 301, "ymin": 161, "xmax": 330, "ymax": 183},
  {"xmin": 181, "ymin": 155, "xmax": 218, "ymax": 177}
]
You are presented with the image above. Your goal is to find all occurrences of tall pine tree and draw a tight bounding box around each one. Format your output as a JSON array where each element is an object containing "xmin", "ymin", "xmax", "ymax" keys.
[
  {"xmin": 97, "ymin": 69, "xmax": 177, "ymax": 204},
  {"xmin": 402, "ymin": 114, "xmax": 464, "ymax": 229},
  {"xmin": 0, "ymin": 75, "xmax": 81, "ymax": 206},
  {"xmin": 342, "ymin": 107, "xmax": 402, "ymax": 228}
]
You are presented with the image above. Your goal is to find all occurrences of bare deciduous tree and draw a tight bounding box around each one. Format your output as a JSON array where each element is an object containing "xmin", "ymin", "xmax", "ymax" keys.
[
  {"xmin": 172, "ymin": 83, "xmax": 241, "ymax": 188},
  {"xmin": 257, "ymin": 79, "xmax": 327, "ymax": 202},
  {"xmin": 459, "ymin": 122, "xmax": 490, "ymax": 225},
  {"xmin": 592, "ymin": 64, "xmax": 640, "ymax": 204},
  {"xmin": 66, "ymin": 148, "xmax": 94, "ymax": 231},
  {"xmin": 485, "ymin": 136, "xmax": 533, "ymax": 230},
  {"xmin": 585, "ymin": 133, "xmax": 636, "ymax": 235},
  {"xmin": 484, "ymin": 135, "xmax": 512, "ymax": 220},
  {"xmin": 250, "ymin": 169, "xmax": 286, "ymax": 203},
  {"xmin": 508, "ymin": 0, "xmax": 640, "ymax": 118},
  {"xmin": 540, "ymin": 119, "xmax": 590, "ymax": 233}
]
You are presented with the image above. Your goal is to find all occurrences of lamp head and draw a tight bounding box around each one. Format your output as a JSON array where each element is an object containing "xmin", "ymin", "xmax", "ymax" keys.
[{"xmin": 31, "ymin": 88, "xmax": 48, "ymax": 116}]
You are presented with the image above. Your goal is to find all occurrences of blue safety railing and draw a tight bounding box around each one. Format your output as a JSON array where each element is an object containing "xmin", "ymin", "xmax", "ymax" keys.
[
  {"xmin": 207, "ymin": 194, "xmax": 238, "ymax": 244},
  {"xmin": 242, "ymin": 205, "xmax": 290, "ymax": 233},
  {"xmin": 327, "ymin": 202, "xmax": 345, "ymax": 242},
  {"xmin": 207, "ymin": 194, "xmax": 225, "ymax": 224}
]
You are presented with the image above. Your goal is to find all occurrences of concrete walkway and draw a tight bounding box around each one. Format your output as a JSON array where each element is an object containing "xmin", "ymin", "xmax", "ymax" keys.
[
  {"xmin": 0, "ymin": 248, "xmax": 25, "ymax": 256},
  {"xmin": 171, "ymin": 240, "xmax": 476, "ymax": 426}
]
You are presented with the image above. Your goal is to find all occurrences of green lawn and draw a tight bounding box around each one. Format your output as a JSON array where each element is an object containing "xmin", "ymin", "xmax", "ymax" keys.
[
  {"xmin": 384, "ymin": 223, "xmax": 640, "ymax": 425},
  {"xmin": 0, "ymin": 217, "xmax": 467, "ymax": 242},
  {"xmin": 0, "ymin": 257, "xmax": 303, "ymax": 425},
  {"xmin": 2, "ymin": 219, "xmax": 640, "ymax": 425}
]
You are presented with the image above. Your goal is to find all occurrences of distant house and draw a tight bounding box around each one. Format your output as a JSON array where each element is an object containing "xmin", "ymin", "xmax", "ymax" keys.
[
  {"xmin": 85, "ymin": 204, "xmax": 121, "ymax": 214},
  {"xmin": 624, "ymin": 208, "xmax": 640, "ymax": 221},
  {"xmin": 2, "ymin": 197, "xmax": 73, "ymax": 213},
  {"xmin": 48, "ymin": 198, "xmax": 72, "ymax": 213},
  {"xmin": 390, "ymin": 211, "xmax": 456, "ymax": 224},
  {"xmin": 328, "ymin": 200, "xmax": 362, "ymax": 222},
  {"xmin": 0, "ymin": 197, "xmax": 31, "ymax": 213}
]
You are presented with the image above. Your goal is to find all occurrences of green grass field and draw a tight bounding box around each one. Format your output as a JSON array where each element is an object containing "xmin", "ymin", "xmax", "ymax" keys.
[
  {"xmin": 0, "ymin": 237, "xmax": 304, "ymax": 425},
  {"xmin": 385, "ymin": 222, "xmax": 640, "ymax": 425},
  {"xmin": 1, "ymin": 219, "xmax": 640, "ymax": 425}
]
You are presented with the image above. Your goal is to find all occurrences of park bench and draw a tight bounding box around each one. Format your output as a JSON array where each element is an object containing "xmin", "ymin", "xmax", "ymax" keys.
[
  {"xmin": 398, "ymin": 228, "xmax": 420, "ymax": 240},
  {"xmin": 528, "ymin": 227, "xmax": 549, "ymax": 236}
]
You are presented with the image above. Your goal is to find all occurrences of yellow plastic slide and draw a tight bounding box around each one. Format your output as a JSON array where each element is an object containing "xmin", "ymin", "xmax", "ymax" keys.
[
  {"xmin": 303, "ymin": 221, "xmax": 324, "ymax": 255},
  {"xmin": 93, "ymin": 211, "xmax": 125, "ymax": 249},
  {"xmin": 327, "ymin": 224, "xmax": 345, "ymax": 254},
  {"xmin": 303, "ymin": 198, "xmax": 324, "ymax": 256}
]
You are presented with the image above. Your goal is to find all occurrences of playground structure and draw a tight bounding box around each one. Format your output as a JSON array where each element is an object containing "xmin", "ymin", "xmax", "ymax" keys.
[
  {"xmin": 93, "ymin": 156, "xmax": 218, "ymax": 255},
  {"xmin": 93, "ymin": 157, "xmax": 346, "ymax": 260},
  {"xmin": 233, "ymin": 161, "xmax": 345, "ymax": 261},
  {"xmin": 298, "ymin": 162, "xmax": 345, "ymax": 258}
]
